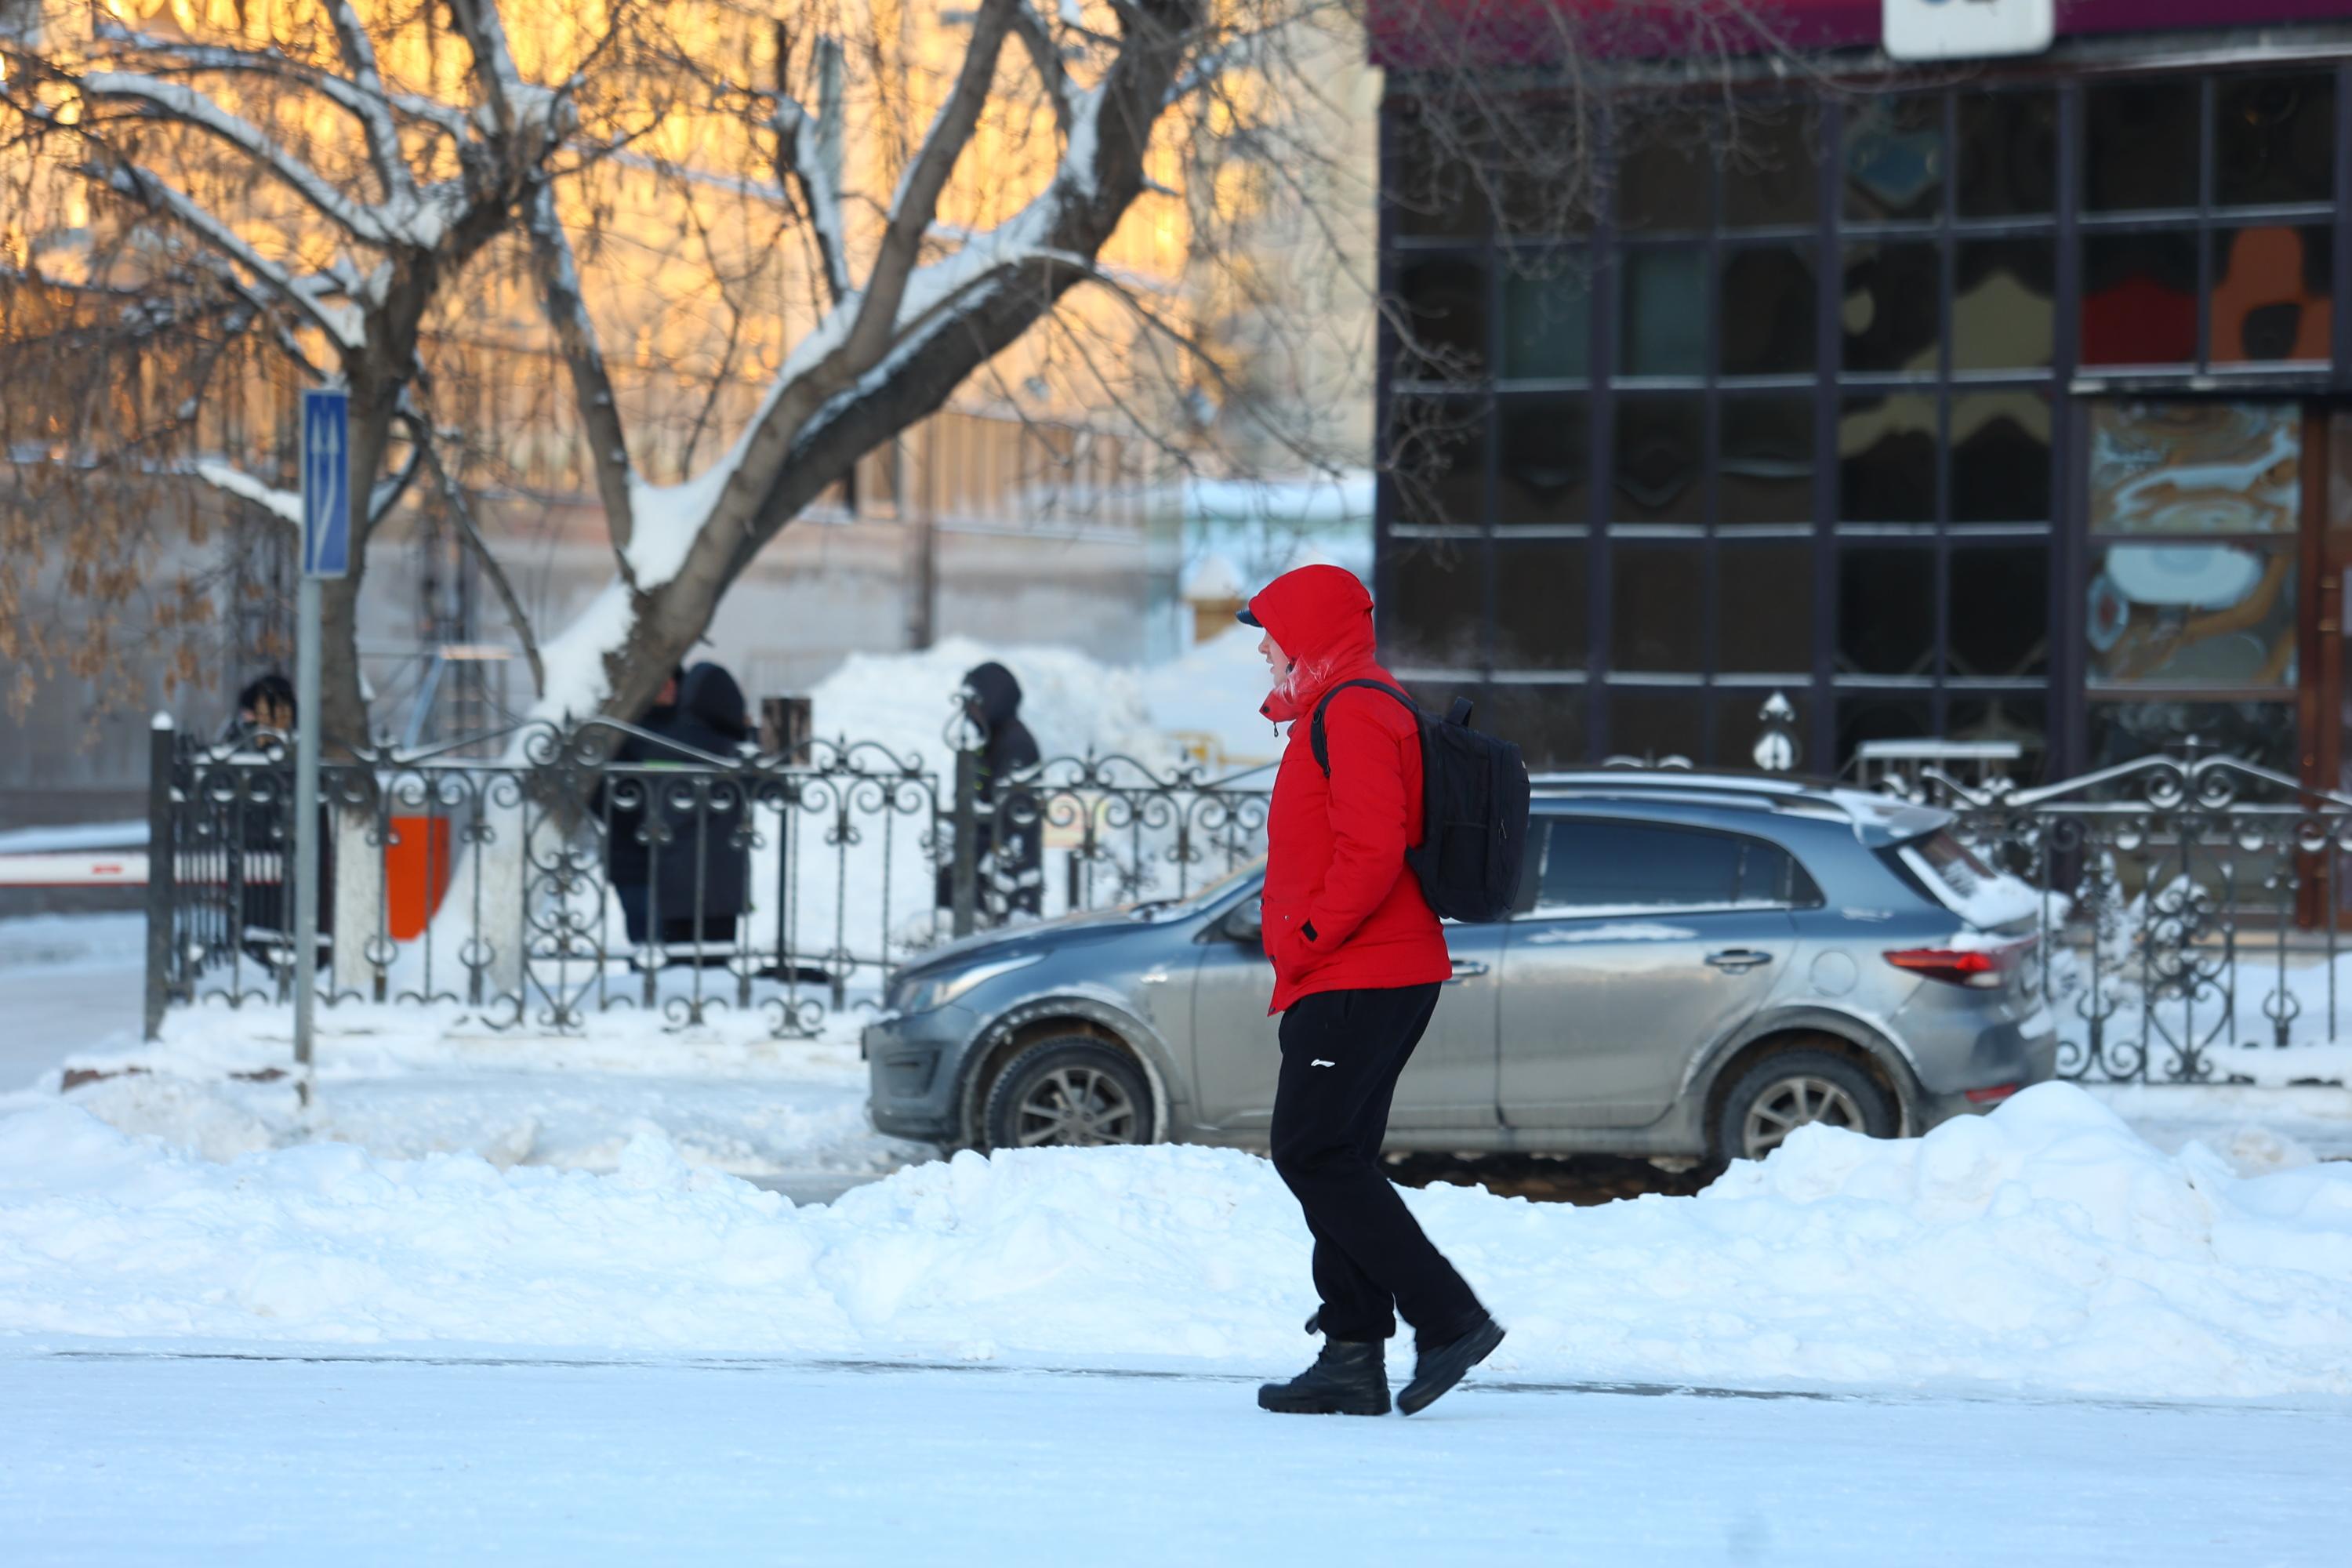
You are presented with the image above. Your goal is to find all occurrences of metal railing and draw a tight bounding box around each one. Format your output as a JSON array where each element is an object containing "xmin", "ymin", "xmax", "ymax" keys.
[
  {"xmin": 143, "ymin": 711, "xmax": 1272, "ymax": 1040},
  {"xmin": 1887, "ymin": 742, "xmax": 2352, "ymax": 1085}
]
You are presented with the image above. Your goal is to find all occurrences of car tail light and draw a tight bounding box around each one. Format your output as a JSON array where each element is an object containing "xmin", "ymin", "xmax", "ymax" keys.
[
  {"xmin": 1965, "ymin": 1082, "xmax": 2021, "ymax": 1105},
  {"xmin": 1884, "ymin": 943, "xmax": 2025, "ymax": 989}
]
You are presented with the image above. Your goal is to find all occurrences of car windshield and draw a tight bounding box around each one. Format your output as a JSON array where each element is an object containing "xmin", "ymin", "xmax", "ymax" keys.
[{"xmin": 1131, "ymin": 857, "xmax": 1265, "ymax": 919}]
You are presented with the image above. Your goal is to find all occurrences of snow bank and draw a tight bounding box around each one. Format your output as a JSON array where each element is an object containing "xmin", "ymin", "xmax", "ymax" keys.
[
  {"xmin": 27, "ymin": 1004, "xmax": 927, "ymax": 1180},
  {"xmin": 5, "ymin": 1083, "xmax": 2349, "ymax": 1399}
]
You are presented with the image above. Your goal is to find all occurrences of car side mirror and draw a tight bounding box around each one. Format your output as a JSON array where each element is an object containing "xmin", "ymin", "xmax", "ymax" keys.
[{"xmin": 1218, "ymin": 902, "xmax": 1263, "ymax": 944}]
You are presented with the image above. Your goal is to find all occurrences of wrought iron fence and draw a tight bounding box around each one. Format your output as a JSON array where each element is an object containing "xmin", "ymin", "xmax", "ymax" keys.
[
  {"xmin": 143, "ymin": 712, "xmax": 1272, "ymax": 1040},
  {"xmin": 1889, "ymin": 743, "xmax": 2352, "ymax": 1085}
]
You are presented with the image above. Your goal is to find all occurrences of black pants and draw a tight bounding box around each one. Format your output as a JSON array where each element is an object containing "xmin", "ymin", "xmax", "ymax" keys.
[{"xmin": 1270, "ymin": 983, "xmax": 1484, "ymax": 1348}]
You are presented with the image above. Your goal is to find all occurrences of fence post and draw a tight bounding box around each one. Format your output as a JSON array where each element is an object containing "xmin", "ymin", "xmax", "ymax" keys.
[
  {"xmin": 952, "ymin": 748, "xmax": 979, "ymax": 938},
  {"xmin": 143, "ymin": 714, "xmax": 176, "ymax": 1041}
]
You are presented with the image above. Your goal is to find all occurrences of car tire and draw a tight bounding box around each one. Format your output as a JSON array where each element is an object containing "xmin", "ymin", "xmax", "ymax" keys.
[
  {"xmin": 982, "ymin": 1036, "xmax": 1154, "ymax": 1151},
  {"xmin": 1715, "ymin": 1047, "xmax": 1896, "ymax": 1163}
]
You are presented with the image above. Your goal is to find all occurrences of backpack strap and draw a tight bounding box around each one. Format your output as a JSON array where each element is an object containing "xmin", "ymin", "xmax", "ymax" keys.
[{"xmin": 1308, "ymin": 680, "xmax": 1418, "ymax": 777}]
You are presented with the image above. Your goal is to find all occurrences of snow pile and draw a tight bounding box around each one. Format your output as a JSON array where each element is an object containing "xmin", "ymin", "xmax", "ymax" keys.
[
  {"xmin": 5, "ymin": 1083, "xmax": 2350, "ymax": 1399},
  {"xmin": 24, "ymin": 1003, "xmax": 927, "ymax": 1181},
  {"xmin": 809, "ymin": 635, "xmax": 1175, "ymax": 778}
]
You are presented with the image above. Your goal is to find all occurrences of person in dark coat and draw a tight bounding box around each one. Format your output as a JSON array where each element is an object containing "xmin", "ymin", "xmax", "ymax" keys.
[
  {"xmin": 606, "ymin": 662, "xmax": 753, "ymax": 953},
  {"xmin": 938, "ymin": 661, "xmax": 1043, "ymax": 919}
]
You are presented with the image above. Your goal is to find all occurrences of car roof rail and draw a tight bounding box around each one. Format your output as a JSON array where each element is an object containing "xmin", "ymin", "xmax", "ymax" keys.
[{"xmin": 1530, "ymin": 768, "xmax": 1840, "ymax": 799}]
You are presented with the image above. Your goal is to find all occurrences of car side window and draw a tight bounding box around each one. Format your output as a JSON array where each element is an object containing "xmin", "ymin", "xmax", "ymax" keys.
[{"xmin": 1536, "ymin": 818, "xmax": 1816, "ymax": 913}]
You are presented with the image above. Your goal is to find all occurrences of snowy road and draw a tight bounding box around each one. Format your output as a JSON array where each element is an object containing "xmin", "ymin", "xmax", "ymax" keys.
[{"xmin": 3, "ymin": 1351, "xmax": 2345, "ymax": 1565}]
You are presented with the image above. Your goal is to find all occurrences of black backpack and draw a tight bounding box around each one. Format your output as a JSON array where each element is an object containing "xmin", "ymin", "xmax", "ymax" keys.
[{"xmin": 1308, "ymin": 681, "xmax": 1531, "ymax": 924}]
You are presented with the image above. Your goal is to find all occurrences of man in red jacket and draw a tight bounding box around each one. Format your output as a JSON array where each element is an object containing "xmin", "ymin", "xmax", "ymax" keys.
[{"xmin": 1242, "ymin": 564, "xmax": 1504, "ymax": 1417}]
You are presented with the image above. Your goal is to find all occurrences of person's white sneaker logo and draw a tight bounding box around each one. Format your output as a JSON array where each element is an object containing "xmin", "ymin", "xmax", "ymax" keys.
[{"xmin": 1311, "ymin": 1058, "xmax": 1335, "ymax": 1068}]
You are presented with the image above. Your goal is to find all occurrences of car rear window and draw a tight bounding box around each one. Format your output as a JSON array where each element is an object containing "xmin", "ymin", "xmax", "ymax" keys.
[
  {"xmin": 1538, "ymin": 819, "xmax": 1821, "ymax": 913},
  {"xmin": 1887, "ymin": 828, "xmax": 2039, "ymax": 929}
]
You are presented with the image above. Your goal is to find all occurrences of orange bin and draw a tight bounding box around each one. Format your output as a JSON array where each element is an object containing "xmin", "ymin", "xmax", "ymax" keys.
[{"xmin": 385, "ymin": 816, "xmax": 455, "ymax": 941}]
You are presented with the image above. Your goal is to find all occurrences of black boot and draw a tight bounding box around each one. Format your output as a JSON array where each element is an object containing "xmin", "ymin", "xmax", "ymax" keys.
[
  {"xmin": 1258, "ymin": 1340, "xmax": 1391, "ymax": 1416},
  {"xmin": 1397, "ymin": 1313, "xmax": 1505, "ymax": 1416}
]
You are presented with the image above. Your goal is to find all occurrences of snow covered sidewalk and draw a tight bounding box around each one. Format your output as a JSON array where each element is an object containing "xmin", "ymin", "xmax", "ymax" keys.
[
  {"xmin": 5, "ymin": 1083, "xmax": 2350, "ymax": 1402},
  {"xmin": 4, "ymin": 1352, "xmax": 2343, "ymax": 1566}
]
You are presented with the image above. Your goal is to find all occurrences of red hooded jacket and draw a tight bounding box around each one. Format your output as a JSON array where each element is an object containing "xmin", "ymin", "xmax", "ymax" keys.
[{"xmin": 1248, "ymin": 565, "xmax": 1450, "ymax": 1014}]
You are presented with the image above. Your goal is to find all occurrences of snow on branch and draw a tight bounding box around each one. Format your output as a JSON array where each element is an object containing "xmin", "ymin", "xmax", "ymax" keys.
[
  {"xmin": 96, "ymin": 159, "xmax": 364, "ymax": 350},
  {"xmin": 82, "ymin": 72, "xmax": 398, "ymax": 245},
  {"xmin": 191, "ymin": 461, "xmax": 299, "ymax": 525},
  {"xmin": 320, "ymin": 0, "xmax": 412, "ymax": 201}
]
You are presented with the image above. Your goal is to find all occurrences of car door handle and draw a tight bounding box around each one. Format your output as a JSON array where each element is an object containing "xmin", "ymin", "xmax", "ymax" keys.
[
  {"xmin": 1704, "ymin": 949, "xmax": 1773, "ymax": 973},
  {"xmin": 1446, "ymin": 958, "xmax": 1490, "ymax": 982}
]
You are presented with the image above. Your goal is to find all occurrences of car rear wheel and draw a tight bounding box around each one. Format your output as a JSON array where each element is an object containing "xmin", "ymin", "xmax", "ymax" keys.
[
  {"xmin": 982, "ymin": 1036, "xmax": 1152, "ymax": 1151},
  {"xmin": 1715, "ymin": 1048, "xmax": 1895, "ymax": 1163}
]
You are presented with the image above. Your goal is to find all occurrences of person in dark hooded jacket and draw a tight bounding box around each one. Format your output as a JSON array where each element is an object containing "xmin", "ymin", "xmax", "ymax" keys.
[
  {"xmin": 938, "ymin": 661, "xmax": 1043, "ymax": 919},
  {"xmin": 606, "ymin": 662, "xmax": 753, "ymax": 952}
]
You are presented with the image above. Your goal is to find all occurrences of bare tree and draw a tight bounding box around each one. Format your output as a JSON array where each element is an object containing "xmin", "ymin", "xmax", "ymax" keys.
[
  {"xmin": 2, "ymin": 0, "xmax": 1793, "ymax": 740},
  {"xmin": 0, "ymin": 0, "xmax": 637, "ymax": 740}
]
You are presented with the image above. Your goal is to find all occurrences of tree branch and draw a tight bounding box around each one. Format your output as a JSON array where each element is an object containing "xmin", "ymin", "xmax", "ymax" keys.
[{"xmin": 420, "ymin": 423, "xmax": 545, "ymax": 697}]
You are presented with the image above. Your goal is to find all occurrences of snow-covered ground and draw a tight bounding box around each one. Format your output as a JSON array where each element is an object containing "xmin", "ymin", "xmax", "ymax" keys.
[
  {"xmin": 5, "ymin": 1351, "xmax": 2343, "ymax": 1566},
  {"xmin": 6, "ymin": 1080, "xmax": 2352, "ymax": 1401}
]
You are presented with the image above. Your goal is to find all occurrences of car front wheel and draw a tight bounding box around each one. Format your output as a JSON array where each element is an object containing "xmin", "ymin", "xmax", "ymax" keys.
[
  {"xmin": 1715, "ymin": 1047, "xmax": 1896, "ymax": 1163},
  {"xmin": 982, "ymin": 1036, "xmax": 1153, "ymax": 1151}
]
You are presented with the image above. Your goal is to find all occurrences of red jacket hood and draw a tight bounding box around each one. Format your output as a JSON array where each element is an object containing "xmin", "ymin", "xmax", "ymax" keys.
[{"xmin": 1247, "ymin": 566, "xmax": 1377, "ymax": 725}]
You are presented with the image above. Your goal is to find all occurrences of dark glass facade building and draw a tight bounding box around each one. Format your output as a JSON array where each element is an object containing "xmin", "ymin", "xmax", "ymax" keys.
[{"xmin": 1375, "ymin": 26, "xmax": 2352, "ymax": 786}]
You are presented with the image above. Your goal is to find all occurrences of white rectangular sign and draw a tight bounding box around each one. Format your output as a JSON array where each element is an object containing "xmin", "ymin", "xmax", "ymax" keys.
[{"xmin": 1885, "ymin": 0, "xmax": 2053, "ymax": 62}]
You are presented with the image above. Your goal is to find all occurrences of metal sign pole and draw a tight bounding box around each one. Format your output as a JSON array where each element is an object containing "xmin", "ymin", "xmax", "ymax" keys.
[
  {"xmin": 292, "ymin": 572, "xmax": 321, "ymax": 1097},
  {"xmin": 295, "ymin": 387, "xmax": 350, "ymax": 1101}
]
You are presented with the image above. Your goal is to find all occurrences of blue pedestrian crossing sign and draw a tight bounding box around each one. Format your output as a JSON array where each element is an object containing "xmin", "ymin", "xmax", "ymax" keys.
[{"xmin": 300, "ymin": 388, "xmax": 350, "ymax": 579}]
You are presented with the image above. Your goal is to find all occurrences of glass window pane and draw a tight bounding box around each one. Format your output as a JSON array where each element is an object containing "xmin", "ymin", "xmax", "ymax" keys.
[
  {"xmin": 1388, "ymin": 397, "xmax": 1487, "ymax": 527},
  {"xmin": 1501, "ymin": 263, "xmax": 1592, "ymax": 379},
  {"xmin": 1837, "ymin": 692, "xmax": 1936, "ymax": 768},
  {"xmin": 1480, "ymin": 683, "xmax": 1584, "ymax": 769},
  {"xmin": 2082, "ymin": 232, "xmax": 2199, "ymax": 367},
  {"xmin": 1842, "ymin": 241, "xmax": 1940, "ymax": 372},
  {"xmin": 1948, "ymin": 694, "xmax": 2049, "ymax": 785},
  {"xmin": 1381, "ymin": 541, "xmax": 1485, "ymax": 667},
  {"xmin": 2086, "ymin": 79, "xmax": 2200, "ymax": 212},
  {"xmin": 2088, "ymin": 544, "xmax": 2298, "ymax": 688},
  {"xmin": 1496, "ymin": 394, "xmax": 1591, "ymax": 525},
  {"xmin": 2089, "ymin": 699, "xmax": 2296, "ymax": 774},
  {"xmin": 1715, "ymin": 688, "xmax": 1813, "ymax": 773},
  {"xmin": 1493, "ymin": 542, "xmax": 1588, "ymax": 669},
  {"xmin": 1396, "ymin": 253, "xmax": 1487, "ymax": 380},
  {"xmin": 1720, "ymin": 395, "xmax": 1815, "ymax": 525},
  {"xmin": 1605, "ymin": 692, "xmax": 1708, "ymax": 770},
  {"xmin": 1392, "ymin": 109, "xmax": 1490, "ymax": 239},
  {"xmin": 1542, "ymin": 818, "xmax": 1744, "ymax": 906},
  {"xmin": 1951, "ymin": 391, "xmax": 2052, "ymax": 523},
  {"xmin": 1958, "ymin": 91, "xmax": 2056, "ymax": 218},
  {"xmin": 1838, "ymin": 394, "xmax": 1936, "ymax": 523},
  {"xmin": 1497, "ymin": 105, "xmax": 1600, "ymax": 236},
  {"xmin": 1720, "ymin": 246, "xmax": 1816, "ymax": 376},
  {"xmin": 1718, "ymin": 543, "xmax": 1813, "ymax": 673},
  {"xmin": 1617, "ymin": 112, "xmax": 1711, "ymax": 232},
  {"xmin": 1611, "ymin": 395, "xmax": 1703, "ymax": 524},
  {"xmin": 1953, "ymin": 240, "xmax": 2054, "ymax": 371},
  {"xmin": 1611, "ymin": 545, "xmax": 1705, "ymax": 673},
  {"xmin": 1722, "ymin": 104, "xmax": 1817, "ymax": 228},
  {"xmin": 2216, "ymin": 72, "xmax": 2335, "ymax": 207},
  {"xmin": 1620, "ymin": 248, "xmax": 1707, "ymax": 376},
  {"xmin": 1845, "ymin": 95, "xmax": 1945, "ymax": 223},
  {"xmin": 1948, "ymin": 546, "xmax": 2050, "ymax": 680},
  {"xmin": 1838, "ymin": 546, "xmax": 1936, "ymax": 676},
  {"xmin": 2211, "ymin": 225, "xmax": 2334, "ymax": 365},
  {"xmin": 2088, "ymin": 403, "xmax": 2303, "ymax": 535}
]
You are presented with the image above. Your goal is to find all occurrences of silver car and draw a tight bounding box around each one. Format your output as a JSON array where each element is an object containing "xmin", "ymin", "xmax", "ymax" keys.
[{"xmin": 865, "ymin": 772, "xmax": 2059, "ymax": 1163}]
